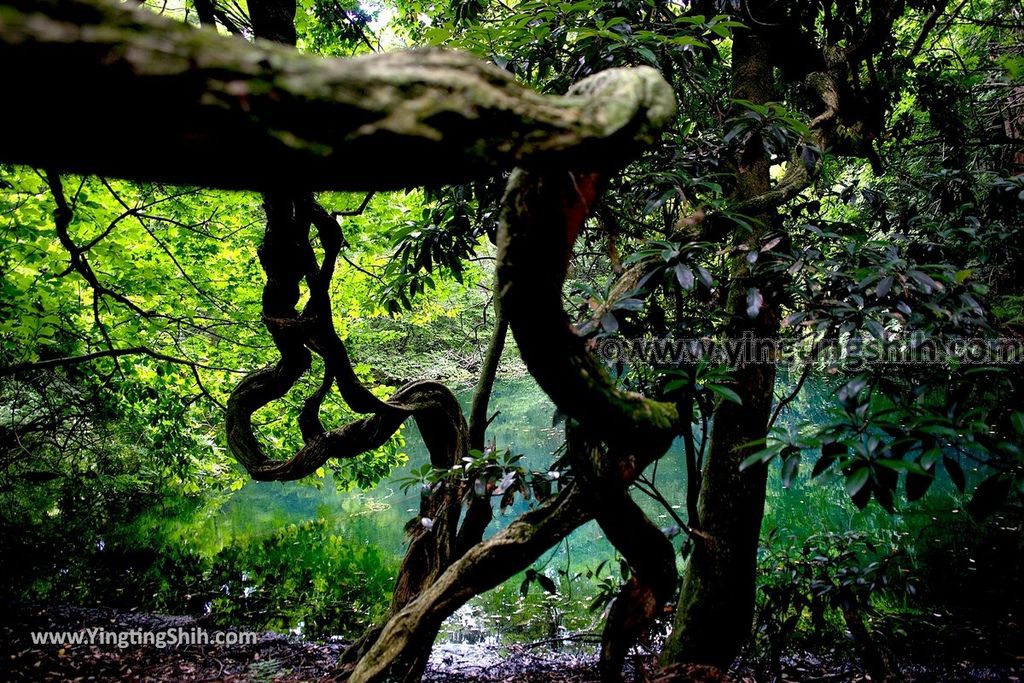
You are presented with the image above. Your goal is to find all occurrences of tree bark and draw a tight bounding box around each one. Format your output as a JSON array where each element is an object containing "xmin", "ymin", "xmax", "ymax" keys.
[
  {"xmin": 842, "ymin": 605, "xmax": 901, "ymax": 682},
  {"xmin": 496, "ymin": 167, "xmax": 680, "ymax": 461},
  {"xmin": 348, "ymin": 484, "xmax": 592, "ymax": 683},
  {"xmin": 467, "ymin": 311, "xmax": 507, "ymax": 451},
  {"xmin": 566, "ymin": 427, "xmax": 677, "ymax": 682},
  {"xmin": 238, "ymin": 4, "xmax": 474, "ymax": 679},
  {"xmin": 0, "ymin": 0, "xmax": 673, "ymax": 191},
  {"xmin": 661, "ymin": 26, "xmax": 780, "ymax": 670},
  {"xmin": 457, "ymin": 300, "xmax": 506, "ymax": 557}
]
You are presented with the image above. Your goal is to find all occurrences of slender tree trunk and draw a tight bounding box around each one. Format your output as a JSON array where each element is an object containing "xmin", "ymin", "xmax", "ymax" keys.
[
  {"xmin": 468, "ymin": 293, "xmax": 508, "ymax": 451},
  {"xmin": 662, "ymin": 26, "xmax": 780, "ymax": 669},
  {"xmin": 458, "ymin": 300, "xmax": 506, "ymax": 556},
  {"xmin": 842, "ymin": 604, "xmax": 901, "ymax": 682}
]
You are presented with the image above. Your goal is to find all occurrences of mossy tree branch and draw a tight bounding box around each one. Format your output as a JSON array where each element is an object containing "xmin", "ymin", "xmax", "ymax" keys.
[{"xmin": 0, "ymin": 0, "xmax": 674, "ymax": 191}]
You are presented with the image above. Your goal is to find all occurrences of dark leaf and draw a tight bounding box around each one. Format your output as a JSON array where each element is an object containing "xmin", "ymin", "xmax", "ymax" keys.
[
  {"xmin": 906, "ymin": 470, "xmax": 933, "ymax": 502},
  {"xmin": 708, "ymin": 383, "xmax": 743, "ymax": 405},
  {"xmin": 1011, "ymin": 412, "xmax": 1024, "ymax": 435},
  {"xmin": 532, "ymin": 477, "xmax": 552, "ymax": 501},
  {"xmin": 851, "ymin": 479, "xmax": 872, "ymax": 509},
  {"xmin": 876, "ymin": 275, "xmax": 894, "ymax": 299},
  {"xmin": 943, "ymin": 455, "xmax": 966, "ymax": 492},
  {"xmin": 675, "ymin": 263, "xmax": 695, "ymax": 290},
  {"xmin": 822, "ymin": 441, "xmax": 846, "ymax": 459},
  {"xmin": 845, "ymin": 466, "xmax": 870, "ymax": 498},
  {"xmin": 799, "ymin": 144, "xmax": 818, "ymax": 174},
  {"xmin": 614, "ymin": 297, "xmax": 644, "ymax": 311},
  {"xmin": 908, "ymin": 270, "xmax": 944, "ymax": 293},
  {"xmin": 838, "ymin": 377, "xmax": 868, "ymax": 406},
  {"xmin": 812, "ymin": 452, "xmax": 837, "ymax": 478},
  {"xmin": 782, "ymin": 452, "xmax": 801, "ymax": 488},
  {"xmin": 536, "ymin": 574, "xmax": 558, "ymax": 595},
  {"xmin": 967, "ymin": 473, "xmax": 1013, "ymax": 521},
  {"xmin": 873, "ymin": 482, "xmax": 895, "ymax": 513}
]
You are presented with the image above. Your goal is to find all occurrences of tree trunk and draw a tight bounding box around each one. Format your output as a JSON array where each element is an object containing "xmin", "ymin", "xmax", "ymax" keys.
[
  {"xmin": 348, "ymin": 485, "xmax": 592, "ymax": 683},
  {"xmin": 496, "ymin": 164, "xmax": 683, "ymax": 681},
  {"xmin": 457, "ymin": 303, "xmax": 506, "ymax": 557},
  {"xmin": 467, "ymin": 312, "xmax": 507, "ymax": 451},
  {"xmin": 662, "ymin": 26, "xmax": 780, "ymax": 670},
  {"xmin": 842, "ymin": 605, "xmax": 901, "ymax": 682}
]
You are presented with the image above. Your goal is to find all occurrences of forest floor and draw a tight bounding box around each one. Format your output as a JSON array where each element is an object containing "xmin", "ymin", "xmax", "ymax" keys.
[{"xmin": 1, "ymin": 603, "xmax": 1021, "ymax": 682}]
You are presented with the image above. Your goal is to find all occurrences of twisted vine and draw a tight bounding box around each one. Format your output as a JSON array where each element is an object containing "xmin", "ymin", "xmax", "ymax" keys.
[
  {"xmin": 493, "ymin": 72, "xmax": 682, "ymax": 681},
  {"xmin": 496, "ymin": 167, "xmax": 681, "ymax": 682}
]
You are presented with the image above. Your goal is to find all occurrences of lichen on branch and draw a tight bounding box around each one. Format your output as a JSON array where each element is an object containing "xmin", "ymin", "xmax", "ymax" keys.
[{"xmin": 0, "ymin": 0, "xmax": 675, "ymax": 190}]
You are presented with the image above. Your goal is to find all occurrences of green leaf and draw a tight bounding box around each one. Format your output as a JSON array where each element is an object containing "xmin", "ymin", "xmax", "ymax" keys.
[
  {"xmin": 664, "ymin": 378, "xmax": 689, "ymax": 393},
  {"xmin": 876, "ymin": 458, "xmax": 928, "ymax": 475},
  {"xmin": 920, "ymin": 447, "xmax": 943, "ymax": 469},
  {"xmin": 707, "ymin": 383, "xmax": 742, "ymax": 405},
  {"xmin": 917, "ymin": 425, "xmax": 960, "ymax": 439},
  {"xmin": 739, "ymin": 444, "xmax": 778, "ymax": 470},
  {"xmin": 1011, "ymin": 412, "xmax": 1024, "ymax": 435},
  {"xmin": 634, "ymin": 45, "xmax": 658, "ymax": 65},
  {"xmin": 844, "ymin": 467, "xmax": 870, "ymax": 498},
  {"xmin": 943, "ymin": 455, "xmax": 966, "ymax": 492},
  {"xmin": 781, "ymin": 453, "xmax": 801, "ymax": 488}
]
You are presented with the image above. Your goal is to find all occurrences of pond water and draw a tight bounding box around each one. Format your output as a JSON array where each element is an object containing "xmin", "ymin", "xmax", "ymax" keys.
[
  {"xmin": 156, "ymin": 372, "xmax": 961, "ymax": 646},
  {"xmin": 207, "ymin": 378, "xmax": 572, "ymax": 557},
  {"xmin": 206, "ymin": 373, "xmax": 904, "ymax": 555},
  {"xmin": 205, "ymin": 376, "xmax": 690, "ymax": 574},
  {"xmin": 161, "ymin": 377, "xmax": 686, "ymax": 643}
]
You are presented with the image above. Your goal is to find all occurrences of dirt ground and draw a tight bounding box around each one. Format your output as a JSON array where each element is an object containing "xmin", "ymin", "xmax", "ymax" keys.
[{"xmin": 1, "ymin": 603, "xmax": 1020, "ymax": 682}]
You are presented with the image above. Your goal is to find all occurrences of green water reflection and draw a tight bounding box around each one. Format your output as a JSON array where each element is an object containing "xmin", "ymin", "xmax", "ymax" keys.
[{"xmin": 161, "ymin": 373, "xmax": 967, "ymax": 643}]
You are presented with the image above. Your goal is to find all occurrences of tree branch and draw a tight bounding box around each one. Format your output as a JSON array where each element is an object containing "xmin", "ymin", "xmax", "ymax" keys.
[
  {"xmin": 0, "ymin": 0, "xmax": 674, "ymax": 191},
  {"xmin": 0, "ymin": 346, "xmax": 238, "ymax": 377}
]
